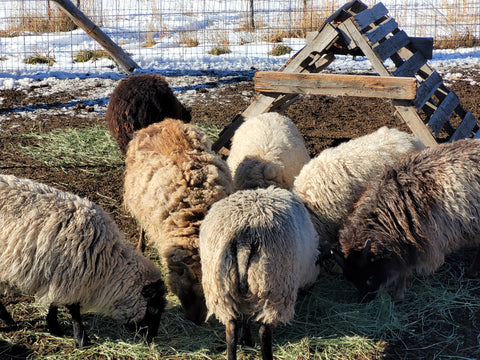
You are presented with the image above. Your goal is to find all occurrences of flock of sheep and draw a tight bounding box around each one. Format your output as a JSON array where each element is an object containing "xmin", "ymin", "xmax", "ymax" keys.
[{"xmin": 1, "ymin": 73, "xmax": 480, "ymax": 360}]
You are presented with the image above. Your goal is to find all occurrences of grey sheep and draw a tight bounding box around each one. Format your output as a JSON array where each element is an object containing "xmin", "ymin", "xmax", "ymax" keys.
[
  {"xmin": 334, "ymin": 139, "xmax": 480, "ymax": 302},
  {"xmin": 106, "ymin": 73, "xmax": 191, "ymax": 154},
  {"xmin": 199, "ymin": 186, "xmax": 320, "ymax": 360},
  {"xmin": 124, "ymin": 118, "xmax": 233, "ymax": 324},
  {"xmin": 0, "ymin": 174, "xmax": 167, "ymax": 346}
]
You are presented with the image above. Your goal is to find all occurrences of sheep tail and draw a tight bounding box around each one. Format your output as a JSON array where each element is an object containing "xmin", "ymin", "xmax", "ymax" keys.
[{"xmin": 232, "ymin": 234, "xmax": 257, "ymax": 297}]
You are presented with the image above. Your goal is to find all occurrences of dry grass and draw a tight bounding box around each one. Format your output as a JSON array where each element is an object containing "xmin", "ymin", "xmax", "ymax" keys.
[{"xmin": 24, "ymin": 51, "xmax": 56, "ymax": 66}]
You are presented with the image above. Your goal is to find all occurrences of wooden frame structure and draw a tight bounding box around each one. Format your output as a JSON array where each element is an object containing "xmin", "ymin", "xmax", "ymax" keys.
[{"xmin": 212, "ymin": 0, "xmax": 479, "ymax": 152}]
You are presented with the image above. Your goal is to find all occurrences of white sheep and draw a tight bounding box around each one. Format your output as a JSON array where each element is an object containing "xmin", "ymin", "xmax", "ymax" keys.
[
  {"xmin": 199, "ymin": 186, "xmax": 320, "ymax": 360},
  {"xmin": 123, "ymin": 118, "xmax": 233, "ymax": 324},
  {"xmin": 0, "ymin": 174, "xmax": 167, "ymax": 347},
  {"xmin": 227, "ymin": 112, "xmax": 310, "ymax": 190},
  {"xmin": 292, "ymin": 126, "xmax": 425, "ymax": 247}
]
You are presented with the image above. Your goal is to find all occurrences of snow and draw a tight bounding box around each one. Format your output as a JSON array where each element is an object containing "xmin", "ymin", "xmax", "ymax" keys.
[{"xmin": 0, "ymin": 0, "xmax": 479, "ymax": 92}]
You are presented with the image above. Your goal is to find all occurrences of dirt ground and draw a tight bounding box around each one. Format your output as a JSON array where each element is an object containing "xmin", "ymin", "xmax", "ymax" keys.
[{"xmin": 0, "ymin": 67, "xmax": 480, "ymax": 359}]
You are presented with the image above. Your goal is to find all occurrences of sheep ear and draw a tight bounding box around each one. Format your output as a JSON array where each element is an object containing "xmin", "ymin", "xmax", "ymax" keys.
[
  {"xmin": 169, "ymin": 262, "xmax": 186, "ymax": 276},
  {"xmin": 331, "ymin": 248, "xmax": 347, "ymax": 270},
  {"xmin": 141, "ymin": 280, "xmax": 164, "ymax": 300}
]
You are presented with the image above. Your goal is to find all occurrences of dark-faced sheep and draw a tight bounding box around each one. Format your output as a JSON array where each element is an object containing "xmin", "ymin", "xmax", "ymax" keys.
[
  {"xmin": 106, "ymin": 73, "xmax": 191, "ymax": 154},
  {"xmin": 292, "ymin": 126, "xmax": 425, "ymax": 247},
  {"xmin": 123, "ymin": 118, "xmax": 233, "ymax": 324},
  {"xmin": 334, "ymin": 139, "xmax": 480, "ymax": 302},
  {"xmin": 0, "ymin": 174, "xmax": 167, "ymax": 347},
  {"xmin": 226, "ymin": 112, "xmax": 310, "ymax": 190},
  {"xmin": 199, "ymin": 186, "xmax": 320, "ymax": 360}
]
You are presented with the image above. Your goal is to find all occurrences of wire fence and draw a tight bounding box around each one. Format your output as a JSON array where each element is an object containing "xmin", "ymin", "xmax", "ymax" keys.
[{"xmin": 0, "ymin": 0, "xmax": 479, "ymax": 75}]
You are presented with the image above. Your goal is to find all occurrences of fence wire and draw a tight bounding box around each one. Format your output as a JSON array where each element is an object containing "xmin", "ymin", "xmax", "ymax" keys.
[{"xmin": 0, "ymin": 0, "xmax": 479, "ymax": 75}]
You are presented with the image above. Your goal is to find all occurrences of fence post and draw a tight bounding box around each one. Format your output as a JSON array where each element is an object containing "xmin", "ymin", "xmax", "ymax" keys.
[{"xmin": 51, "ymin": 0, "xmax": 139, "ymax": 74}]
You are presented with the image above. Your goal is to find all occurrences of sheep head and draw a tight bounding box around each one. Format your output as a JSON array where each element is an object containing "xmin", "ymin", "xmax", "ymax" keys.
[
  {"xmin": 134, "ymin": 279, "xmax": 168, "ymax": 342},
  {"xmin": 167, "ymin": 247, "xmax": 206, "ymax": 324},
  {"xmin": 332, "ymin": 240, "xmax": 388, "ymax": 302}
]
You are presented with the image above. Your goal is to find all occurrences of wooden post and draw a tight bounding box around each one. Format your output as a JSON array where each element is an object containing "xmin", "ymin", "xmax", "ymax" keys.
[{"xmin": 51, "ymin": 0, "xmax": 139, "ymax": 74}]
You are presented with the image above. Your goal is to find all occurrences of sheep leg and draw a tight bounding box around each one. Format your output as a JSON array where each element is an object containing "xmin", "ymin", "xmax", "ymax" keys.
[
  {"xmin": 46, "ymin": 304, "xmax": 63, "ymax": 335},
  {"xmin": 466, "ymin": 247, "xmax": 480, "ymax": 278},
  {"xmin": 66, "ymin": 303, "xmax": 90, "ymax": 347},
  {"xmin": 239, "ymin": 316, "xmax": 253, "ymax": 347},
  {"xmin": 226, "ymin": 319, "xmax": 238, "ymax": 360},
  {"xmin": 0, "ymin": 301, "xmax": 15, "ymax": 326},
  {"xmin": 258, "ymin": 323, "xmax": 273, "ymax": 360},
  {"xmin": 391, "ymin": 273, "xmax": 408, "ymax": 302}
]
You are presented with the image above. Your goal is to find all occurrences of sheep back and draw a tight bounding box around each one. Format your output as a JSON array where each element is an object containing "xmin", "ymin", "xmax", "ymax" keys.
[
  {"xmin": 0, "ymin": 174, "xmax": 164, "ymax": 323},
  {"xmin": 227, "ymin": 112, "xmax": 310, "ymax": 190},
  {"xmin": 292, "ymin": 126, "xmax": 425, "ymax": 243},
  {"xmin": 199, "ymin": 186, "xmax": 319, "ymax": 326},
  {"xmin": 106, "ymin": 73, "xmax": 191, "ymax": 154}
]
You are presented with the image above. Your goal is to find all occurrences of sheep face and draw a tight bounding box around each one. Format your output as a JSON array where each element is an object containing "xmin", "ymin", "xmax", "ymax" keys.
[
  {"xmin": 135, "ymin": 280, "xmax": 167, "ymax": 342},
  {"xmin": 334, "ymin": 240, "xmax": 394, "ymax": 302},
  {"xmin": 167, "ymin": 248, "xmax": 207, "ymax": 324}
]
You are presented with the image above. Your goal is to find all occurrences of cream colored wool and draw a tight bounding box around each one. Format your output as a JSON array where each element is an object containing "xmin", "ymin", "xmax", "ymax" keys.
[
  {"xmin": 0, "ymin": 174, "xmax": 162, "ymax": 323},
  {"xmin": 292, "ymin": 126, "xmax": 425, "ymax": 245},
  {"xmin": 199, "ymin": 186, "xmax": 319, "ymax": 326},
  {"xmin": 227, "ymin": 112, "xmax": 310, "ymax": 190},
  {"xmin": 123, "ymin": 118, "xmax": 233, "ymax": 320}
]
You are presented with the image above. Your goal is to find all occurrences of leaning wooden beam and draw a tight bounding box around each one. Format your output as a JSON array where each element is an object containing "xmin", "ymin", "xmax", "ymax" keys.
[
  {"xmin": 52, "ymin": 0, "xmax": 139, "ymax": 74},
  {"xmin": 254, "ymin": 72, "xmax": 417, "ymax": 100}
]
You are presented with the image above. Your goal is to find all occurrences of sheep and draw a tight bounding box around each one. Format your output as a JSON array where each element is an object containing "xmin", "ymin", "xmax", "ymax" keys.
[
  {"xmin": 333, "ymin": 139, "xmax": 480, "ymax": 302},
  {"xmin": 0, "ymin": 174, "xmax": 167, "ymax": 347},
  {"xmin": 292, "ymin": 126, "xmax": 425, "ymax": 248},
  {"xmin": 106, "ymin": 73, "xmax": 191, "ymax": 154},
  {"xmin": 123, "ymin": 118, "xmax": 233, "ymax": 324},
  {"xmin": 226, "ymin": 112, "xmax": 310, "ymax": 190},
  {"xmin": 199, "ymin": 185, "xmax": 320, "ymax": 360}
]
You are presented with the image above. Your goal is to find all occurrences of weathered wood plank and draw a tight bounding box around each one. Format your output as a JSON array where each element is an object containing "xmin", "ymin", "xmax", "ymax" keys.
[
  {"xmin": 365, "ymin": 17, "xmax": 397, "ymax": 45},
  {"xmin": 450, "ymin": 112, "xmax": 478, "ymax": 141},
  {"xmin": 354, "ymin": 2, "xmax": 388, "ymax": 30},
  {"xmin": 339, "ymin": 18, "xmax": 391, "ymax": 76},
  {"xmin": 414, "ymin": 71, "xmax": 443, "ymax": 110},
  {"xmin": 325, "ymin": 0, "xmax": 368, "ymax": 24},
  {"xmin": 427, "ymin": 91, "xmax": 460, "ymax": 136},
  {"xmin": 254, "ymin": 72, "xmax": 417, "ymax": 99},
  {"xmin": 374, "ymin": 30, "xmax": 410, "ymax": 61},
  {"xmin": 392, "ymin": 99, "xmax": 438, "ymax": 147},
  {"xmin": 393, "ymin": 50, "xmax": 427, "ymax": 77}
]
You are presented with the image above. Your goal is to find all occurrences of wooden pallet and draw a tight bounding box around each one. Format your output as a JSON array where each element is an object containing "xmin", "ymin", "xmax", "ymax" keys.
[{"xmin": 212, "ymin": 0, "xmax": 479, "ymax": 152}]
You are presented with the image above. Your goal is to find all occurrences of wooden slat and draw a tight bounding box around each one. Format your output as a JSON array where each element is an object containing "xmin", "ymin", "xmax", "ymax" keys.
[
  {"xmin": 374, "ymin": 30, "xmax": 410, "ymax": 61},
  {"xmin": 450, "ymin": 112, "xmax": 478, "ymax": 141},
  {"xmin": 254, "ymin": 72, "xmax": 417, "ymax": 99},
  {"xmin": 427, "ymin": 91, "xmax": 460, "ymax": 136},
  {"xmin": 393, "ymin": 50, "xmax": 427, "ymax": 77},
  {"xmin": 473, "ymin": 129, "xmax": 480, "ymax": 139},
  {"xmin": 325, "ymin": 0, "xmax": 368, "ymax": 24},
  {"xmin": 365, "ymin": 17, "xmax": 398, "ymax": 45},
  {"xmin": 354, "ymin": 2, "xmax": 388, "ymax": 30},
  {"xmin": 410, "ymin": 37, "xmax": 433, "ymax": 59},
  {"xmin": 414, "ymin": 71, "xmax": 443, "ymax": 110}
]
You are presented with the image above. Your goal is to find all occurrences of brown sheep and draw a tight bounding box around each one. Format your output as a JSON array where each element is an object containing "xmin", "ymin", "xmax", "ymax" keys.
[
  {"xmin": 106, "ymin": 73, "xmax": 191, "ymax": 154},
  {"xmin": 333, "ymin": 139, "xmax": 480, "ymax": 302},
  {"xmin": 124, "ymin": 118, "xmax": 233, "ymax": 324}
]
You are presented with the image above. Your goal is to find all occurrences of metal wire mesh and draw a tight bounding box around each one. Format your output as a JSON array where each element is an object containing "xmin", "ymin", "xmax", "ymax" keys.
[{"xmin": 0, "ymin": 0, "xmax": 479, "ymax": 75}]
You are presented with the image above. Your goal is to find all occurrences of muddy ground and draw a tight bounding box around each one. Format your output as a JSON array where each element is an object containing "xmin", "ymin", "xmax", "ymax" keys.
[{"xmin": 0, "ymin": 67, "xmax": 480, "ymax": 359}]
